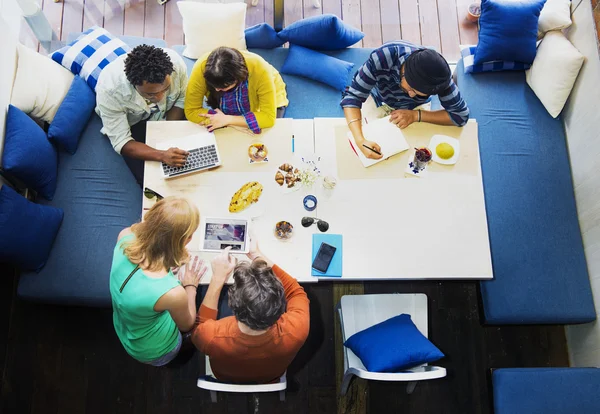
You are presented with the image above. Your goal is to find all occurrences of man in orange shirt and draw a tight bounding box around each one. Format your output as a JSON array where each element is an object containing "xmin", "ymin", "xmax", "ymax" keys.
[{"xmin": 192, "ymin": 240, "xmax": 310, "ymax": 384}]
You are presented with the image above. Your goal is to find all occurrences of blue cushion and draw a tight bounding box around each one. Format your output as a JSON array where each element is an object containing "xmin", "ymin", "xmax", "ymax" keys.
[
  {"xmin": 2, "ymin": 105, "xmax": 58, "ymax": 200},
  {"xmin": 277, "ymin": 14, "xmax": 364, "ymax": 50},
  {"xmin": 0, "ymin": 185, "xmax": 64, "ymax": 272},
  {"xmin": 475, "ymin": 0, "xmax": 546, "ymax": 65},
  {"xmin": 47, "ymin": 76, "xmax": 96, "ymax": 154},
  {"xmin": 493, "ymin": 368, "xmax": 600, "ymax": 414},
  {"xmin": 461, "ymin": 46, "xmax": 531, "ymax": 74},
  {"xmin": 456, "ymin": 59, "xmax": 595, "ymax": 324},
  {"xmin": 281, "ymin": 45, "xmax": 354, "ymax": 92},
  {"xmin": 51, "ymin": 26, "xmax": 130, "ymax": 90},
  {"xmin": 17, "ymin": 114, "xmax": 142, "ymax": 307},
  {"xmin": 344, "ymin": 314, "xmax": 444, "ymax": 372},
  {"xmin": 245, "ymin": 23, "xmax": 285, "ymax": 49}
]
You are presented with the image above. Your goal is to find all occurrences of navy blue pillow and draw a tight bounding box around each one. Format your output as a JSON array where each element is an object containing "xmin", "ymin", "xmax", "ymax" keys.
[
  {"xmin": 245, "ymin": 23, "xmax": 285, "ymax": 49},
  {"xmin": 344, "ymin": 314, "xmax": 444, "ymax": 372},
  {"xmin": 475, "ymin": 0, "xmax": 546, "ymax": 65},
  {"xmin": 0, "ymin": 185, "xmax": 64, "ymax": 272},
  {"xmin": 48, "ymin": 76, "xmax": 96, "ymax": 154},
  {"xmin": 2, "ymin": 105, "xmax": 58, "ymax": 200},
  {"xmin": 277, "ymin": 14, "xmax": 364, "ymax": 50},
  {"xmin": 281, "ymin": 45, "xmax": 354, "ymax": 92}
]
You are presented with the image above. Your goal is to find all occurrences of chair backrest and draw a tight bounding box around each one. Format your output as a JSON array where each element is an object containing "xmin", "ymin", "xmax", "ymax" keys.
[
  {"xmin": 340, "ymin": 293, "xmax": 429, "ymax": 373},
  {"xmin": 197, "ymin": 356, "xmax": 287, "ymax": 393}
]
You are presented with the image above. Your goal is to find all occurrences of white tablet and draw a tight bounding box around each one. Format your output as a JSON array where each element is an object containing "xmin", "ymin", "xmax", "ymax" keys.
[{"xmin": 200, "ymin": 217, "xmax": 250, "ymax": 254}]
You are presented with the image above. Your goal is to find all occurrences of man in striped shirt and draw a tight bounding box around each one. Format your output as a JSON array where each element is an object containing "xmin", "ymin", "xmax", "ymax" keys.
[{"xmin": 341, "ymin": 42, "xmax": 470, "ymax": 160}]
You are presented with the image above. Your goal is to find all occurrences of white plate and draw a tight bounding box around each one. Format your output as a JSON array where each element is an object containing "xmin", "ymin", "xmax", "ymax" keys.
[{"xmin": 429, "ymin": 135, "xmax": 460, "ymax": 165}]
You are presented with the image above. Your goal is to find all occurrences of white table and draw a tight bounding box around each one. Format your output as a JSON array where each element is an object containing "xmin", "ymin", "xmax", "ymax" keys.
[{"xmin": 144, "ymin": 119, "xmax": 318, "ymax": 284}]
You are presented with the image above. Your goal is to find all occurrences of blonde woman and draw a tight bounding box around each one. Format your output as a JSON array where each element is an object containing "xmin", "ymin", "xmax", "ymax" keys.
[{"xmin": 109, "ymin": 197, "xmax": 206, "ymax": 366}]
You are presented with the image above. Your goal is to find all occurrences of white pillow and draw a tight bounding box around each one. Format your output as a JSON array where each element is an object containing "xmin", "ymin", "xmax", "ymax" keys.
[
  {"xmin": 11, "ymin": 43, "xmax": 74, "ymax": 123},
  {"xmin": 537, "ymin": 0, "xmax": 572, "ymax": 37},
  {"xmin": 177, "ymin": 1, "xmax": 247, "ymax": 59},
  {"xmin": 526, "ymin": 31, "xmax": 584, "ymax": 118}
]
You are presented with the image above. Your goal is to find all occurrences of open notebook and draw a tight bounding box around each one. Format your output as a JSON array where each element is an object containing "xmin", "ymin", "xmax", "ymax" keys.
[{"xmin": 347, "ymin": 116, "xmax": 410, "ymax": 168}]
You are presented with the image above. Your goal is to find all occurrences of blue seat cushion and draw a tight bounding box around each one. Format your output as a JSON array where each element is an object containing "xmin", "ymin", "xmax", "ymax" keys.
[
  {"xmin": 173, "ymin": 46, "xmax": 373, "ymax": 119},
  {"xmin": 456, "ymin": 59, "xmax": 595, "ymax": 324},
  {"xmin": 493, "ymin": 368, "xmax": 600, "ymax": 414},
  {"xmin": 18, "ymin": 115, "xmax": 141, "ymax": 307}
]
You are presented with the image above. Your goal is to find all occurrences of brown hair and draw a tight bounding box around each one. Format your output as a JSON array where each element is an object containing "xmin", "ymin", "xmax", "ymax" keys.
[
  {"xmin": 123, "ymin": 197, "xmax": 199, "ymax": 272},
  {"xmin": 228, "ymin": 259, "xmax": 286, "ymax": 330},
  {"xmin": 204, "ymin": 47, "xmax": 249, "ymax": 109}
]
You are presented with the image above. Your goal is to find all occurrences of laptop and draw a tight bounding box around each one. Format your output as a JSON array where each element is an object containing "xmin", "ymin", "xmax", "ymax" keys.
[{"xmin": 157, "ymin": 131, "xmax": 222, "ymax": 178}]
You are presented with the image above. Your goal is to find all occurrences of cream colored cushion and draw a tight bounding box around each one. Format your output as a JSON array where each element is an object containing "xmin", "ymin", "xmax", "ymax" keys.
[
  {"xmin": 11, "ymin": 43, "xmax": 74, "ymax": 123},
  {"xmin": 526, "ymin": 31, "xmax": 584, "ymax": 118},
  {"xmin": 177, "ymin": 1, "xmax": 247, "ymax": 59},
  {"xmin": 538, "ymin": 0, "xmax": 572, "ymax": 37}
]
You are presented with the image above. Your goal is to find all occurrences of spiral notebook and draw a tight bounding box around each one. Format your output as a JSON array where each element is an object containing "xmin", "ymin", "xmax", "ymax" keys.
[
  {"xmin": 347, "ymin": 116, "xmax": 410, "ymax": 168},
  {"xmin": 311, "ymin": 234, "xmax": 343, "ymax": 278}
]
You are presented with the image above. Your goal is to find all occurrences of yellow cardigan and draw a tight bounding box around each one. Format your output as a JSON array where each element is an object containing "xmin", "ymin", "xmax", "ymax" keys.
[{"xmin": 185, "ymin": 51, "xmax": 288, "ymax": 130}]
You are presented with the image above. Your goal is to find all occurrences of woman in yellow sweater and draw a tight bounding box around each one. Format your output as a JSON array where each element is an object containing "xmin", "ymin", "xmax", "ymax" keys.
[{"xmin": 185, "ymin": 47, "xmax": 288, "ymax": 134}]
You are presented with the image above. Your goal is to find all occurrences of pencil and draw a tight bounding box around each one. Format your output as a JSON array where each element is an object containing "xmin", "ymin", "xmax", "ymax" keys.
[{"xmin": 362, "ymin": 144, "xmax": 382, "ymax": 156}]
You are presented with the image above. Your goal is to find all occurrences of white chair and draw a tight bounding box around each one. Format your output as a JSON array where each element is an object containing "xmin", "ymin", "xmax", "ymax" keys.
[
  {"xmin": 197, "ymin": 356, "xmax": 287, "ymax": 403},
  {"xmin": 337, "ymin": 293, "xmax": 447, "ymax": 395}
]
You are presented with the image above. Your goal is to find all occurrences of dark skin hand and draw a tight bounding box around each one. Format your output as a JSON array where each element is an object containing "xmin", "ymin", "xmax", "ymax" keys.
[{"xmin": 121, "ymin": 141, "xmax": 189, "ymax": 167}]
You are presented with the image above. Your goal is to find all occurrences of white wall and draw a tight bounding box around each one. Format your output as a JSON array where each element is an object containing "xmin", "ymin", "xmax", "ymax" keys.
[{"xmin": 564, "ymin": 0, "xmax": 600, "ymax": 367}]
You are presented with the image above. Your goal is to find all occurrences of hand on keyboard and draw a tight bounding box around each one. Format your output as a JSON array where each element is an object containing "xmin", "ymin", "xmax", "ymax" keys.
[{"xmin": 161, "ymin": 147, "xmax": 189, "ymax": 167}]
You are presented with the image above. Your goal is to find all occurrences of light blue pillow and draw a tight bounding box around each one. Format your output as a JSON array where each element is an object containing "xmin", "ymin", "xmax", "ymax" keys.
[
  {"xmin": 281, "ymin": 45, "xmax": 354, "ymax": 92},
  {"xmin": 277, "ymin": 14, "xmax": 364, "ymax": 50},
  {"xmin": 48, "ymin": 76, "xmax": 96, "ymax": 154},
  {"xmin": 0, "ymin": 185, "xmax": 64, "ymax": 272},
  {"xmin": 474, "ymin": 0, "xmax": 546, "ymax": 65},
  {"xmin": 344, "ymin": 314, "xmax": 444, "ymax": 373},
  {"xmin": 461, "ymin": 46, "xmax": 531, "ymax": 74},
  {"xmin": 245, "ymin": 23, "xmax": 285, "ymax": 49},
  {"xmin": 50, "ymin": 26, "xmax": 130, "ymax": 90},
  {"xmin": 2, "ymin": 105, "xmax": 58, "ymax": 200}
]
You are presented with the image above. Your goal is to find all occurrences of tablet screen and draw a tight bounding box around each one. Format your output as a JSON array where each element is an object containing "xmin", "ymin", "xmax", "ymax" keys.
[{"xmin": 203, "ymin": 218, "xmax": 248, "ymax": 252}]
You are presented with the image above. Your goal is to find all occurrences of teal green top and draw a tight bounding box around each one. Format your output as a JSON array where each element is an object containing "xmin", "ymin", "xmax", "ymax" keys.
[{"xmin": 109, "ymin": 234, "xmax": 181, "ymax": 362}]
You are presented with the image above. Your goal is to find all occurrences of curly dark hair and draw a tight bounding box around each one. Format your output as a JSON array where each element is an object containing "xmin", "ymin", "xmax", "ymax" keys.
[
  {"xmin": 228, "ymin": 259, "xmax": 286, "ymax": 331},
  {"xmin": 124, "ymin": 45, "xmax": 174, "ymax": 86}
]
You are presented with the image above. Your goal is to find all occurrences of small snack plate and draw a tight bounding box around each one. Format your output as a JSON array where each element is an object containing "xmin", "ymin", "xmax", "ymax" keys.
[
  {"xmin": 429, "ymin": 135, "xmax": 460, "ymax": 165},
  {"xmin": 404, "ymin": 149, "xmax": 429, "ymax": 178}
]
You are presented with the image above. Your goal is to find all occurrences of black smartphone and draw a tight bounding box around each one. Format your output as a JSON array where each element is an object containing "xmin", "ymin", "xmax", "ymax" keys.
[{"xmin": 312, "ymin": 242, "xmax": 337, "ymax": 273}]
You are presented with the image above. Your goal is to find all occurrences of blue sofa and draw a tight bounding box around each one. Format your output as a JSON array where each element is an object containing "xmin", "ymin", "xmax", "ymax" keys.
[
  {"xmin": 456, "ymin": 60, "xmax": 596, "ymax": 325},
  {"xmin": 493, "ymin": 368, "xmax": 600, "ymax": 413}
]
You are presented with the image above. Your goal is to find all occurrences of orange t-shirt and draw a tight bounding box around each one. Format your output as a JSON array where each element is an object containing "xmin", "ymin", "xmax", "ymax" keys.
[{"xmin": 192, "ymin": 265, "xmax": 310, "ymax": 384}]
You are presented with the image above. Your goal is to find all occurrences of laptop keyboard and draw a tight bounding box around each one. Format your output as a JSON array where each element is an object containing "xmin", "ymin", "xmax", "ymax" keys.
[{"xmin": 162, "ymin": 145, "xmax": 219, "ymax": 177}]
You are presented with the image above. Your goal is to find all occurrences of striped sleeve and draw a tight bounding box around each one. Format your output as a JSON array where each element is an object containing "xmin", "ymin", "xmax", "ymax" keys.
[
  {"xmin": 243, "ymin": 112, "xmax": 261, "ymax": 134},
  {"xmin": 438, "ymin": 79, "xmax": 470, "ymax": 127},
  {"xmin": 340, "ymin": 52, "xmax": 381, "ymax": 109}
]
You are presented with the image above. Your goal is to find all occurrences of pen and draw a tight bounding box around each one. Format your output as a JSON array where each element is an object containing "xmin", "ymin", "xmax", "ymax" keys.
[
  {"xmin": 362, "ymin": 144, "xmax": 382, "ymax": 156},
  {"xmin": 292, "ymin": 134, "xmax": 295, "ymax": 153}
]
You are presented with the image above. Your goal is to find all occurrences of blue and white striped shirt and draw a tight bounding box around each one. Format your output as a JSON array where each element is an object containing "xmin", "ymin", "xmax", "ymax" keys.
[{"xmin": 340, "ymin": 42, "xmax": 470, "ymax": 126}]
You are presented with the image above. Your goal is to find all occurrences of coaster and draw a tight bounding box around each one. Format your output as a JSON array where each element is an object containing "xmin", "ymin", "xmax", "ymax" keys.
[{"xmin": 404, "ymin": 150, "xmax": 429, "ymax": 178}]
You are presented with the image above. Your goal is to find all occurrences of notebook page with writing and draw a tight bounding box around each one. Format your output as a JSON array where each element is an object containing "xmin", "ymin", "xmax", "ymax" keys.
[{"xmin": 347, "ymin": 116, "xmax": 410, "ymax": 168}]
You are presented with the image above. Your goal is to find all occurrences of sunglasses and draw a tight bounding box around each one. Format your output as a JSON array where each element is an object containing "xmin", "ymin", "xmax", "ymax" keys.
[
  {"xmin": 301, "ymin": 217, "xmax": 329, "ymax": 232},
  {"xmin": 144, "ymin": 187, "xmax": 164, "ymax": 201}
]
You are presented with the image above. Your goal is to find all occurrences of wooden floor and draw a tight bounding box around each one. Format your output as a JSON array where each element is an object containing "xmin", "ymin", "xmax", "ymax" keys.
[
  {"xmin": 20, "ymin": 0, "xmax": 478, "ymax": 61},
  {"xmin": 0, "ymin": 263, "xmax": 569, "ymax": 414}
]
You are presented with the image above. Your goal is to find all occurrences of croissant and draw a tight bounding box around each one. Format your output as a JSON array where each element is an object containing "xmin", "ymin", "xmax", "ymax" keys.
[
  {"xmin": 275, "ymin": 171, "xmax": 284, "ymax": 186},
  {"xmin": 279, "ymin": 163, "xmax": 294, "ymax": 173}
]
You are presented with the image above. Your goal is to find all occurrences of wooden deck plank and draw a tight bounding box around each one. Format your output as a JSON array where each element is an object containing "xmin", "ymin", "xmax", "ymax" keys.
[
  {"xmin": 398, "ymin": 0, "xmax": 421, "ymax": 45},
  {"xmin": 456, "ymin": 0, "xmax": 479, "ymax": 45},
  {"xmin": 322, "ymin": 0, "xmax": 342, "ymax": 17},
  {"xmin": 303, "ymin": 0, "xmax": 322, "ymax": 19},
  {"xmin": 379, "ymin": 0, "xmax": 401, "ymax": 43},
  {"xmin": 418, "ymin": 0, "xmax": 442, "ymax": 50},
  {"xmin": 143, "ymin": 0, "xmax": 165, "ymax": 39},
  {"xmin": 246, "ymin": 0, "xmax": 265, "ymax": 28},
  {"xmin": 83, "ymin": 0, "xmax": 105, "ymax": 31},
  {"xmin": 123, "ymin": 0, "xmax": 145, "ymax": 37},
  {"xmin": 264, "ymin": 0, "xmax": 275, "ymax": 27},
  {"xmin": 164, "ymin": 0, "xmax": 183, "ymax": 46},
  {"xmin": 284, "ymin": 0, "xmax": 304, "ymax": 27},
  {"xmin": 103, "ymin": 0, "xmax": 125, "ymax": 36},
  {"xmin": 359, "ymin": 0, "xmax": 382, "ymax": 47},
  {"xmin": 61, "ymin": 0, "xmax": 85, "ymax": 41},
  {"xmin": 42, "ymin": 0, "xmax": 65, "ymax": 41},
  {"xmin": 437, "ymin": 0, "xmax": 461, "ymax": 61},
  {"xmin": 341, "ymin": 0, "xmax": 363, "ymax": 47}
]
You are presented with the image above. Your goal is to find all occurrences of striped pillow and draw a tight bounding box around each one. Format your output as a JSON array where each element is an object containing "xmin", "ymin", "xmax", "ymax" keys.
[
  {"xmin": 50, "ymin": 27, "xmax": 130, "ymax": 90},
  {"xmin": 461, "ymin": 46, "xmax": 531, "ymax": 74}
]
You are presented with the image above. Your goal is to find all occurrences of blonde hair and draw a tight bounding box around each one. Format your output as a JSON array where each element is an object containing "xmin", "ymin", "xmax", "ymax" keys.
[{"xmin": 124, "ymin": 197, "xmax": 199, "ymax": 271}]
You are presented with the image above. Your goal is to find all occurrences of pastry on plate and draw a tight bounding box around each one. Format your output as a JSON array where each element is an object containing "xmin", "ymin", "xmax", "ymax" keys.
[
  {"xmin": 248, "ymin": 143, "xmax": 268, "ymax": 161},
  {"xmin": 229, "ymin": 181, "xmax": 263, "ymax": 212}
]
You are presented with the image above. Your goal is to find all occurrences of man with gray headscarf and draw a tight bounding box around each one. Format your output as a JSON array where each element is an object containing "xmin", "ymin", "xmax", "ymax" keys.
[{"xmin": 341, "ymin": 41, "xmax": 470, "ymax": 160}]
